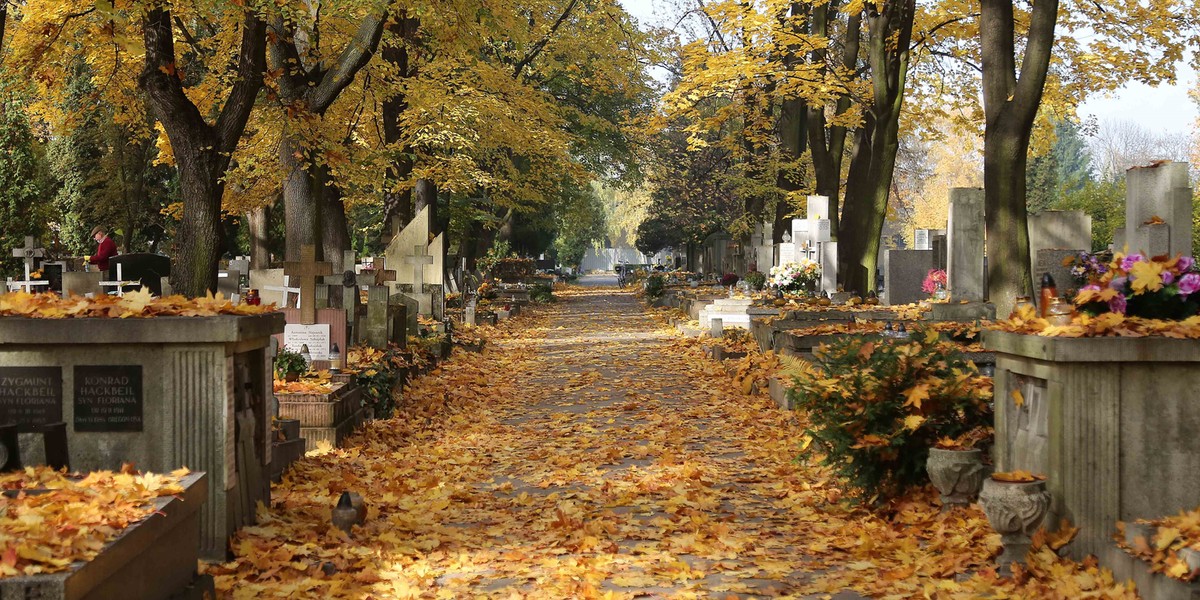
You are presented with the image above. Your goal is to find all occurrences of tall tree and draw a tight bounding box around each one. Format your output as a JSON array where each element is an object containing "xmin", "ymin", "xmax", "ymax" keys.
[
  {"xmin": 979, "ymin": 0, "xmax": 1056, "ymax": 311},
  {"xmin": 270, "ymin": 3, "xmax": 388, "ymax": 263},
  {"xmin": 140, "ymin": 6, "xmax": 267, "ymax": 296}
]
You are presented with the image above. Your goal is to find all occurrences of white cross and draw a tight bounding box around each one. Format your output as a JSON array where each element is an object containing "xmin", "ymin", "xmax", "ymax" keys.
[
  {"xmin": 6, "ymin": 262, "xmax": 51, "ymax": 293},
  {"xmin": 10, "ymin": 236, "xmax": 46, "ymax": 272},
  {"xmin": 262, "ymin": 279, "xmax": 302, "ymax": 308},
  {"xmin": 98, "ymin": 264, "xmax": 141, "ymax": 297},
  {"xmin": 404, "ymin": 244, "xmax": 434, "ymax": 291}
]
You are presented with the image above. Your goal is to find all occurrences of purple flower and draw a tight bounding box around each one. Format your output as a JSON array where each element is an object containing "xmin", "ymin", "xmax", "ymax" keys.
[
  {"xmin": 1179, "ymin": 273, "xmax": 1200, "ymax": 296},
  {"xmin": 1081, "ymin": 284, "xmax": 1102, "ymax": 292},
  {"xmin": 1179, "ymin": 256, "xmax": 1195, "ymax": 272},
  {"xmin": 1109, "ymin": 276, "xmax": 1128, "ymax": 291},
  {"xmin": 1162, "ymin": 271, "xmax": 1176, "ymax": 286},
  {"xmin": 1120, "ymin": 254, "xmax": 1145, "ymax": 271},
  {"xmin": 1108, "ymin": 294, "xmax": 1128, "ymax": 314}
]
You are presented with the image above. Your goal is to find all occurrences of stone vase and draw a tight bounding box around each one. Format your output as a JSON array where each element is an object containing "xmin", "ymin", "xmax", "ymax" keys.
[
  {"xmin": 926, "ymin": 448, "xmax": 986, "ymax": 509},
  {"xmin": 980, "ymin": 478, "xmax": 1052, "ymax": 567}
]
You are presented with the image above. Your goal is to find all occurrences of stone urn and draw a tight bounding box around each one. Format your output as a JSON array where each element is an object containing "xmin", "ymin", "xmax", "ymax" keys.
[
  {"xmin": 979, "ymin": 478, "xmax": 1052, "ymax": 567},
  {"xmin": 926, "ymin": 448, "xmax": 986, "ymax": 509}
]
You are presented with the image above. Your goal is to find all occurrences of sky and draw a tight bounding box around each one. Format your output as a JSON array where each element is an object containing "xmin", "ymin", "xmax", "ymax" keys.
[{"xmin": 618, "ymin": 0, "xmax": 1200, "ymax": 137}]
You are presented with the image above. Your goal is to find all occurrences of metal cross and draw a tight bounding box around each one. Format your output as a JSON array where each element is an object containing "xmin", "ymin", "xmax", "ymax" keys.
[
  {"xmin": 6, "ymin": 262, "xmax": 51, "ymax": 293},
  {"xmin": 98, "ymin": 264, "xmax": 140, "ymax": 297}
]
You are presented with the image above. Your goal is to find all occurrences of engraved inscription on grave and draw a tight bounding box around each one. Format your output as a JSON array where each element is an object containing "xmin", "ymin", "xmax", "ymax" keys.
[
  {"xmin": 74, "ymin": 366, "xmax": 143, "ymax": 432},
  {"xmin": 0, "ymin": 366, "xmax": 63, "ymax": 428}
]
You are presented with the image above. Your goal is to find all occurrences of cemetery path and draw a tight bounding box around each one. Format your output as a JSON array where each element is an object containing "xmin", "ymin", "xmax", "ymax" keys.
[{"xmin": 212, "ymin": 288, "xmax": 1004, "ymax": 599}]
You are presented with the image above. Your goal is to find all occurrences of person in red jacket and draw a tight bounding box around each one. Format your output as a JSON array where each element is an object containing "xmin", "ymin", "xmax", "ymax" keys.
[{"xmin": 88, "ymin": 226, "xmax": 118, "ymax": 272}]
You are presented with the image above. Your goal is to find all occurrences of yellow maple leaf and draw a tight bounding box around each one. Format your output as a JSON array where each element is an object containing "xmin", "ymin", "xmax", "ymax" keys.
[
  {"xmin": 1129, "ymin": 260, "xmax": 1165, "ymax": 293},
  {"xmin": 902, "ymin": 414, "xmax": 926, "ymax": 430},
  {"xmin": 903, "ymin": 383, "xmax": 930, "ymax": 409},
  {"xmin": 1011, "ymin": 388, "xmax": 1025, "ymax": 407}
]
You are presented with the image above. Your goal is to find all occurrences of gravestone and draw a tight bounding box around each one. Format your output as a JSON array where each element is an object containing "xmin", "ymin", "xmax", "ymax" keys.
[
  {"xmin": 1029, "ymin": 211, "xmax": 1092, "ymax": 289},
  {"xmin": 931, "ymin": 230, "xmax": 948, "ymax": 271},
  {"xmin": 946, "ymin": 188, "xmax": 985, "ymax": 302},
  {"xmin": 791, "ymin": 196, "xmax": 836, "ymax": 291},
  {"xmin": 1113, "ymin": 162, "xmax": 1193, "ymax": 258},
  {"xmin": 250, "ymin": 268, "xmax": 295, "ymax": 307},
  {"xmin": 278, "ymin": 246, "xmax": 347, "ymax": 370},
  {"xmin": 390, "ymin": 293, "xmax": 420, "ymax": 338},
  {"xmin": 109, "ymin": 254, "xmax": 170, "ymax": 296},
  {"xmin": 6, "ymin": 262, "xmax": 51, "ymax": 293},
  {"xmin": 883, "ymin": 249, "xmax": 934, "ymax": 305},
  {"xmin": 217, "ymin": 269, "xmax": 242, "ymax": 300},
  {"xmin": 228, "ymin": 256, "xmax": 251, "ymax": 280},
  {"xmin": 62, "ymin": 271, "xmax": 104, "ymax": 297},
  {"xmin": 914, "ymin": 229, "xmax": 932, "ymax": 250}
]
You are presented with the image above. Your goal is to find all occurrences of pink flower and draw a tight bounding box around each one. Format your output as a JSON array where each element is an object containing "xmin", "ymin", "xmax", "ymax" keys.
[
  {"xmin": 1178, "ymin": 256, "xmax": 1195, "ymax": 272},
  {"xmin": 1081, "ymin": 284, "xmax": 1101, "ymax": 292},
  {"xmin": 1108, "ymin": 293, "xmax": 1128, "ymax": 314},
  {"xmin": 1179, "ymin": 273, "xmax": 1200, "ymax": 296},
  {"xmin": 1162, "ymin": 271, "xmax": 1176, "ymax": 286},
  {"xmin": 1120, "ymin": 254, "xmax": 1145, "ymax": 271}
]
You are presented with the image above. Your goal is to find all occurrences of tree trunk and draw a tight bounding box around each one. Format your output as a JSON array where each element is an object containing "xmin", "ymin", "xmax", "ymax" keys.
[
  {"xmin": 319, "ymin": 166, "xmax": 352, "ymax": 269},
  {"xmin": 273, "ymin": 9, "xmax": 388, "ymax": 261},
  {"xmin": 381, "ymin": 12, "xmax": 420, "ymax": 247},
  {"xmin": 837, "ymin": 1, "xmax": 912, "ymax": 294},
  {"xmin": 247, "ymin": 204, "xmax": 271, "ymax": 269},
  {"xmin": 806, "ymin": 5, "xmax": 858, "ymax": 235},
  {"xmin": 415, "ymin": 178, "xmax": 438, "ymax": 233},
  {"xmin": 980, "ymin": 0, "xmax": 1058, "ymax": 315},
  {"xmin": 139, "ymin": 7, "xmax": 265, "ymax": 297}
]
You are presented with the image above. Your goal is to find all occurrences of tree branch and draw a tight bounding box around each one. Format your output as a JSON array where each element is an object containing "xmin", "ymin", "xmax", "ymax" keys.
[
  {"xmin": 214, "ymin": 11, "xmax": 268, "ymax": 154},
  {"xmin": 309, "ymin": 6, "xmax": 388, "ymax": 113},
  {"xmin": 512, "ymin": 0, "xmax": 581, "ymax": 79}
]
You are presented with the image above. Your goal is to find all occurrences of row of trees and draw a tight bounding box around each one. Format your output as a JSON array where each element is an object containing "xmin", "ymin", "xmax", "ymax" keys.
[
  {"xmin": 641, "ymin": 0, "xmax": 1200, "ymax": 306},
  {"xmin": 1, "ymin": 0, "xmax": 655, "ymax": 294}
]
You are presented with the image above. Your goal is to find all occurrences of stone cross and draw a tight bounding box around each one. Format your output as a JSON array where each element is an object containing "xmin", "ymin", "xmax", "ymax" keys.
[
  {"xmin": 6, "ymin": 262, "xmax": 51, "ymax": 293},
  {"xmin": 403, "ymin": 245, "xmax": 434, "ymax": 292},
  {"xmin": 10, "ymin": 236, "xmax": 45, "ymax": 272},
  {"xmin": 283, "ymin": 245, "xmax": 333, "ymax": 325}
]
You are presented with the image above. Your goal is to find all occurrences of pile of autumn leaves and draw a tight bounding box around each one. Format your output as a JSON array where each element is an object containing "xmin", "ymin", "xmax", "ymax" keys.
[
  {"xmin": 0, "ymin": 466, "xmax": 190, "ymax": 576},
  {"xmin": 0, "ymin": 289, "xmax": 275, "ymax": 319}
]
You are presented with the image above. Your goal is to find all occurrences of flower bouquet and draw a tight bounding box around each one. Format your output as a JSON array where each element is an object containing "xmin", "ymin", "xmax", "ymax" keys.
[
  {"xmin": 1063, "ymin": 251, "xmax": 1111, "ymax": 286},
  {"xmin": 922, "ymin": 269, "xmax": 948, "ymax": 297},
  {"xmin": 769, "ymin": 259, "xmax": 820, "ymax": 293},
  {"xmin": 1075, "ymin": 253, "xmax": 1200, "ymax": 320}
]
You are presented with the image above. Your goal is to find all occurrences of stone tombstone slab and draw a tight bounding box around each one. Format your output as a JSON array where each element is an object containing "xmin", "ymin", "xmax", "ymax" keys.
[
  {"xmin": 946, "ymin": 188, "xmax": 985, "ymax": 302},
  {"xmin": 1029, "ymin": 211, "xmax": 1092, "ymax": 284},
  {"xmin": 883, "ymin": 249, "xmax": 934, "ymax": 305},
  {"xmin": 1125, "ymin": 161, "xmax": 1193, "ymax": 258},
  {"xmin": 229, "ymin": 256, "xmax": 251, "ymax": 278},
  {"xmin": 73, "ymin": 365, "xmax": 143, "ymax": 432},
  {"xmin": 250, "ymin": 268, "xmax": 288, "ymax": 306},
  {"xmin": 820, "ymin": 240, "xmax": 838, "ymax": 293},
  {"xmin": 109, "ymin": 253, "xmax": 170, "ymax": 296},
  {"xmin": 385, "ymin": 205, "xmax": 432, "ymax": 288},
  {"xmin": 363, "ymin": 286, "xmax": 392, "ymax": 348},
  {"xmin": 1037, "ymin": 249, "xmax": 1083, "ymax": 296},
  {"xmin": 0, "ymin": 366, "xmax": 63, "ymax": 428},
  {"xmin": 931, "ymin": 231, "xmax": 948, "ymax": 271},
  {"xmin": 390, "ymin": 293, "xmax": 420, "ymax": 337},
  {"xmin": 777, "ymin": 242, "xmax": 796, "ymax": 266},
  {"xmin": 62, "ymin": 271, "xmax": 104, "ymax": 297},
  {"xmin": 217, "ymin": 269, "xmax": 242, "ymax": 299},
  {"xmin": 40, "ymin": 261, "xmax": 67, "ymax": 295}
]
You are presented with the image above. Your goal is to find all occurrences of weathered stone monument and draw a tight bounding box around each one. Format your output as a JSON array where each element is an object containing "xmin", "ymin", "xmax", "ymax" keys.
[
  {"xmin": 1028, "ymin": 210, "xmax": 1092, "ymax": 296},
  {"xmin": 1113, "ymin": 161, "xmax": 1194, "ymax": 258},
  {"xmin": 276, "ymin": 246, "xmax": 347, "ymax": 371},
  {"xmin": 929, "ymin": 188, "xmax": 994, "ymax": 320},
  {"xmin": 883, "ymin": 249, "xmax": 934, "ymax": 305},
  {"xmin": 791, "ymin": 196, "xmax": 837, "ymax": 292}
]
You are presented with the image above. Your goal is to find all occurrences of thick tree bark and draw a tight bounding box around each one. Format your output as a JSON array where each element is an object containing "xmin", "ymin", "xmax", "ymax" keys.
[
  {"xmin": 139, "ymin": 8, "xmax": 265, "ymax": 296},
  {"xmin": 318, "ymin": 164, "xmax": 352, "ymax": 269},
  {"xmin": 807, "ymin": 3, "xmax": 859, "ymax": 236},
  {"xmin": 837, "ymin": 0, "xmax": 912, "ymax": 294},
  {"xmin": 981, "ymin": 0, "xmax": 1058, "ymax": 315},
  {"xmin": 414, "ymin": 178, "xmax": 438, "ymax": 233},
  {"xmin": 247, "ymin": 204, "xmax": 271, "ymax": 269},
  {"xmin": 381, "ymin": 11, "xmax": 420, "ymax": 246},
  {"xmin": 274, "ymin": 8, "xmax": 388, "ymax": 261}
]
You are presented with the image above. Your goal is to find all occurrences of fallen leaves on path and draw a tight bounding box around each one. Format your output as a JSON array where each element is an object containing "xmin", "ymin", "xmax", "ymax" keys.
[
  {"xmin": 211, "ymin": 286, "xmax": 1141, "ymax": 599},
  {"xmin": 0, "ymin": 289, "xmax": 276, "ymax": 319}
]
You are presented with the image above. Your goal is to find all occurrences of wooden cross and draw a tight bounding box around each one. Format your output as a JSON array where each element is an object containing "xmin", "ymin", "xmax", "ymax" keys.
[
  {"xmin": 283, "ymin": 245, "xmax": 333, "ymax": 325},
  {"xmin": 371, "ymin": 256, "xmax": 397, "ymax": 287},
  {"xmin": 403, "ymin": 245, "xmax": 434, "ymax": 292},
  {"xmin": 6, "ymin": 262, "xmax": 51, "ymax": 293},
  {"xmin": 10, "ymin": 236, "xmax": 45, "ymax": 272}
]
